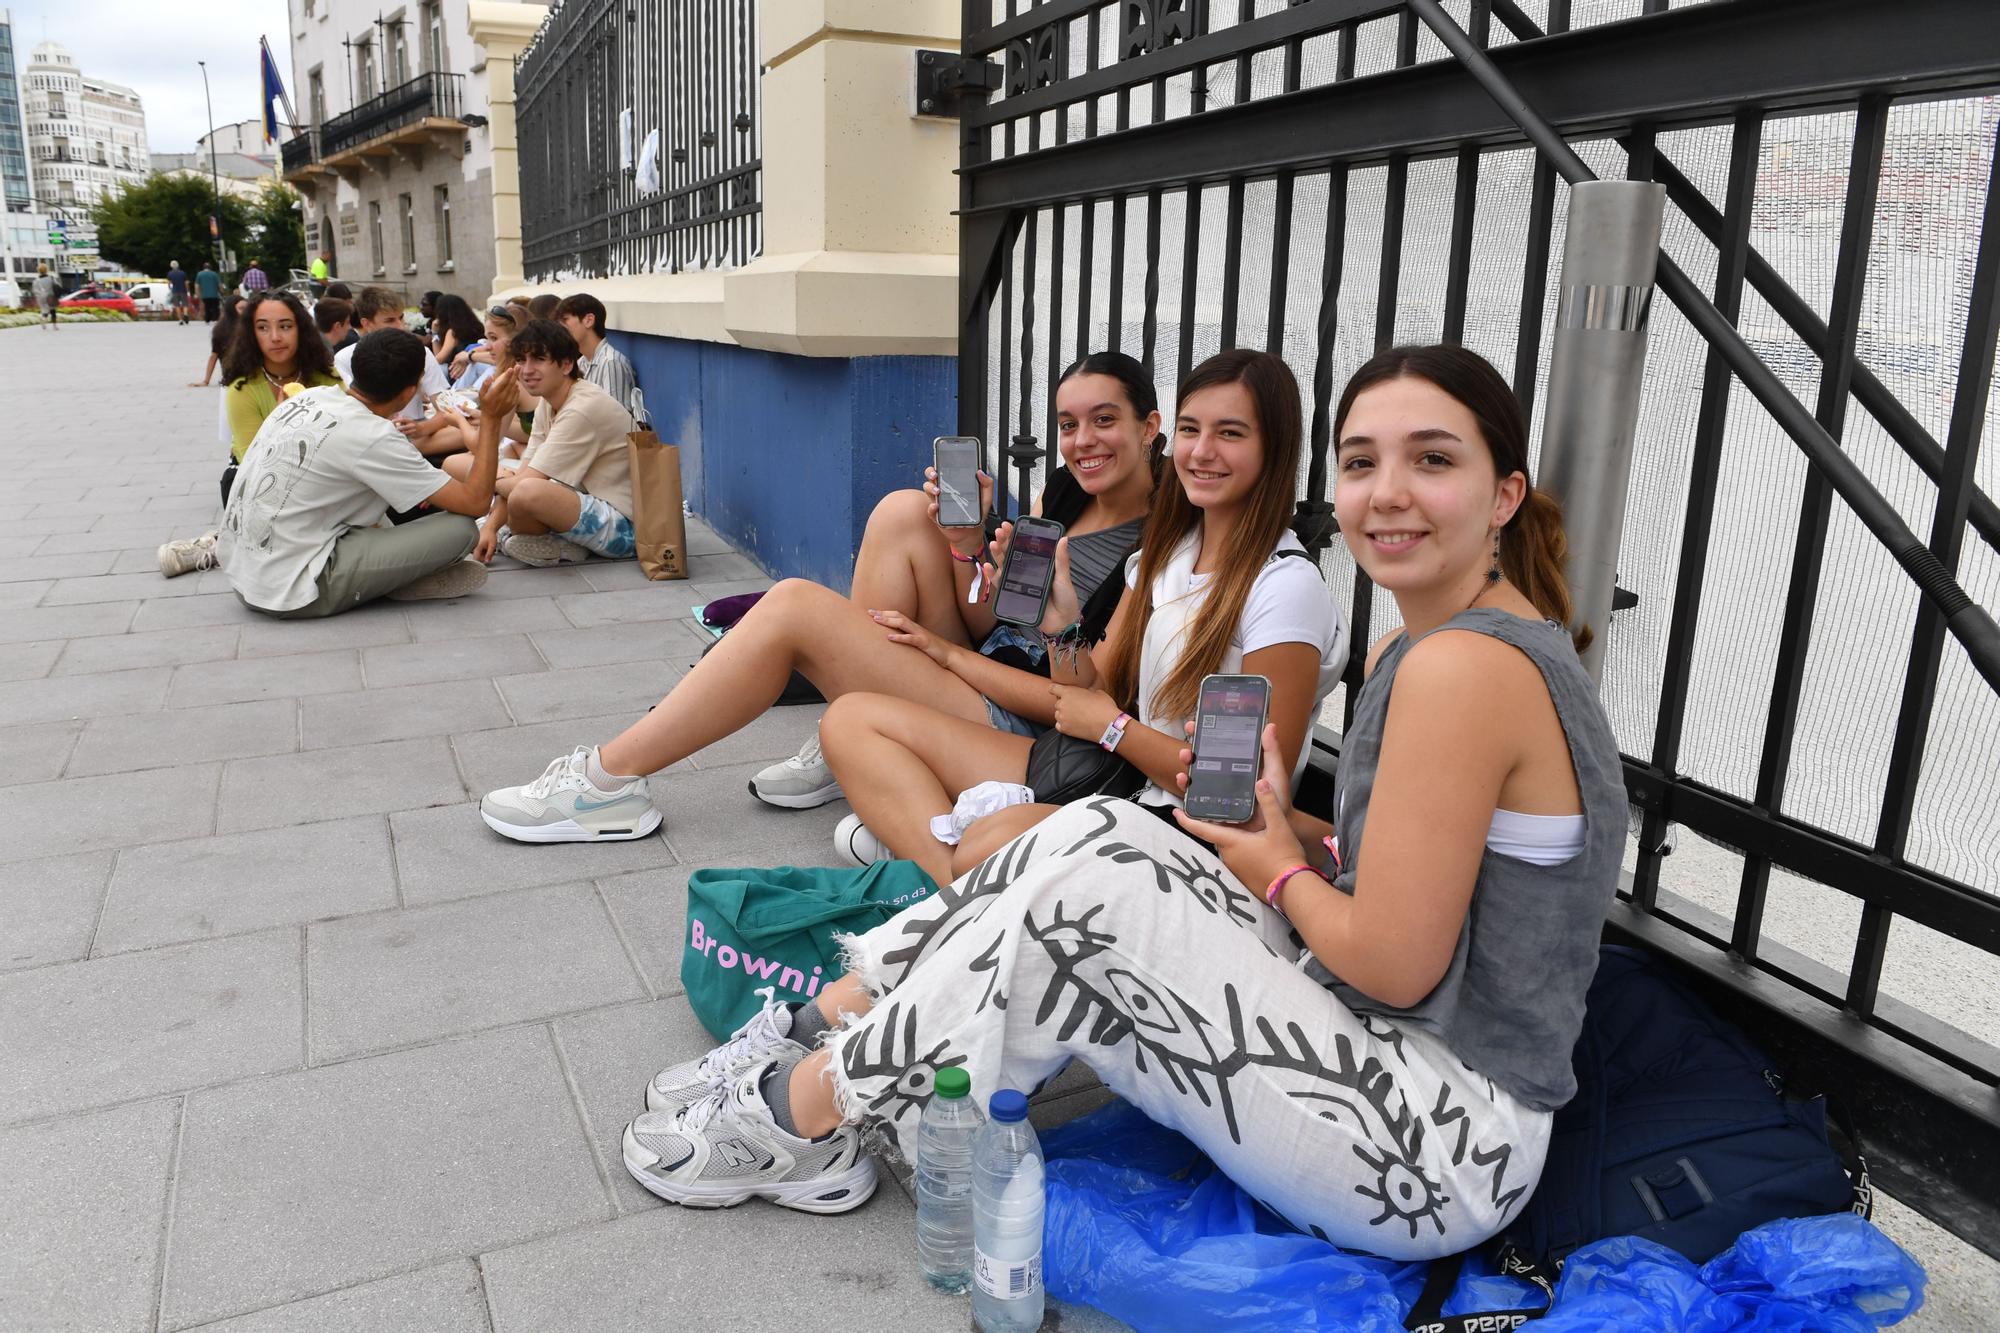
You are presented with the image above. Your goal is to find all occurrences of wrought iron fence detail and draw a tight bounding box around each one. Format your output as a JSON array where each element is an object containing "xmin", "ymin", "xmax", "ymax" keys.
[
  {"xmin": 954, "ymin": 0, "xmax": 2000, "ymax": 1243},
  {"xmin": 515, "ymin": 0, "xmax": 761, "ymax": 282}
]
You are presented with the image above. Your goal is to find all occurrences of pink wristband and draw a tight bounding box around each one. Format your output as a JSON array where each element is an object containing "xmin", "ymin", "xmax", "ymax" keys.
[{"xmin": 1265, "ymin": 863, "xmax": 1319, "ymax": 914}]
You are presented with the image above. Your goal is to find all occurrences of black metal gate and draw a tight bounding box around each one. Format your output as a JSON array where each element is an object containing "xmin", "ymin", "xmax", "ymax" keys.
[{"xmin": 953, "ymin": 0, "xmax": 2000, "ymax": 1246}]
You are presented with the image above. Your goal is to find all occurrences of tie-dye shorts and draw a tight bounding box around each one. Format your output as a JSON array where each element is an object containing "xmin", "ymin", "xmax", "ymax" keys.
[{"xmin": 560, "ymin": 491, "xmax": 636, "ymax": 559}]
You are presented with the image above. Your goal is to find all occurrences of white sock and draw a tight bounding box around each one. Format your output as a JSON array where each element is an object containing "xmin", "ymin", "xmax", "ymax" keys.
[{"xmin": 585, "ymin": 747, "xmax": 640, "ymax": 790}]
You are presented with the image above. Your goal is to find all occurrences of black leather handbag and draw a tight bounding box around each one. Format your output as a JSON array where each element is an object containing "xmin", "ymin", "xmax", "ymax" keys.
[{"xmin": 1024, "ymin": 728, "xmax": 1144, "ymax": 805}]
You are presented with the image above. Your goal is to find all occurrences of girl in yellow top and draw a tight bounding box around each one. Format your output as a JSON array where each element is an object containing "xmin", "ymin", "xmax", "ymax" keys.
[{"xmin": 223, "ymin": 292, "xmax": 341, "ymax": 461}]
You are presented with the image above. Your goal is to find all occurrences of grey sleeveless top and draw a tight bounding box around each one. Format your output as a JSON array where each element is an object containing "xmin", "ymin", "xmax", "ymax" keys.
[{"xmin": 1304, "ymin": 607, "xmax": 1627, "ymax": 1111}]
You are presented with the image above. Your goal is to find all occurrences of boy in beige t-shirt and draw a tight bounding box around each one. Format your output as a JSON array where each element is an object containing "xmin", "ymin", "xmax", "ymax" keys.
[{"xmin": 461, "ymin": 319, "xmax": 638, "ymax": 566}]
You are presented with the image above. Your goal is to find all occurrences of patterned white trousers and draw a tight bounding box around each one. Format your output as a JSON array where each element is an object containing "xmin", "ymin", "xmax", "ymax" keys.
[{"xmin": 826, "ymin": 797, "xmax": 1550, "ymax": 1260}]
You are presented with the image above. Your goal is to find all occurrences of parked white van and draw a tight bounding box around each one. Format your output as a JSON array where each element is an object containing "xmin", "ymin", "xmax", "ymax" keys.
[{"xmin": 123, "ymin": 282, "xmax": 174, "ymax": 314}]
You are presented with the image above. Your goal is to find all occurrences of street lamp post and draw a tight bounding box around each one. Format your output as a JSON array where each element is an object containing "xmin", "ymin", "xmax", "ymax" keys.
[{"xmin": 197, "ymin": 60, "xmax": 225, "ymax": 275}]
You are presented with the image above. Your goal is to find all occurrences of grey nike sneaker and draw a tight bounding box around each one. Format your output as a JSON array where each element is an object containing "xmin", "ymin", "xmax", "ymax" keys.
[
  {"xmin": 623, "ymin": 1062, "xmax": 876, "ymax": 1214},
  {"xmin": 750, "ymin": 728, "xmax": 844, "ymax": 809},
  {"xmin": 480, "ymin": 746, "xmax": 661, "ymax": 843},
  {"xmin": 645, "ymin": 997, "xmax": 807, "ymax": 1113}
]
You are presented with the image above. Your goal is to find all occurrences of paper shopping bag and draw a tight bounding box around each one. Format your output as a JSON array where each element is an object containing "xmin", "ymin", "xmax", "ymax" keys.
[{"xmin": 627, "ymin": 428, "xmax": 689, "ymax": 580}]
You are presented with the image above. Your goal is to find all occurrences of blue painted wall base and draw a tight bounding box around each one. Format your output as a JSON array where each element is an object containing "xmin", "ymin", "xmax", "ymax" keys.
[{"xmin": 618, "ymin": 334, "xmax": 957, "ymax": 593}]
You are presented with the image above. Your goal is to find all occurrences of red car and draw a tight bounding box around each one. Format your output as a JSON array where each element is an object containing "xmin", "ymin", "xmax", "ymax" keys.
[{"xmin": 59, "ymin": 288, "xmax": 136, "ymax": 314}]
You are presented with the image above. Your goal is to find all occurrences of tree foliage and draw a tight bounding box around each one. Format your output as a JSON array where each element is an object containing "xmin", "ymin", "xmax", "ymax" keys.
[
  {"xmin": 91, "ymin": 173, "xmax": 249, "ymax": 279},
  {"xmin": 246, "ymin": 181, "xmax": 307, "ymax": 279}
]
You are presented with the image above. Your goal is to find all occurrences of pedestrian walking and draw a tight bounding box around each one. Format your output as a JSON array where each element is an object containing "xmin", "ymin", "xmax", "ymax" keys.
[
  {"xmin": 242, "ymin": 259, "xmax": 269, "ymax": 295},
  {"xmin": 197, "ymin": 262, "xmax": 222, "ymax": 322},
  {"xmin": 31, "ymin": 264, "xmax": 59, "ymax": 332},
  {"xmin": 168, "ymin": 261, "xmax": 190, "ymax": 325}
]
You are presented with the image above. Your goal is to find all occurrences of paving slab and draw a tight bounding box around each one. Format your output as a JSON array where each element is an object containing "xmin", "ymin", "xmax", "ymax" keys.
[
  {"xmin": 234, "ymin": 604, "xmax": 413, "ymax": 658},
  {"xmin": 299, "ymin": 678, "xmax": 513, "ymax": 749},
  {"xmin": 0, "ymin": 717, "xmax": 84, "ymax": 785},
  {"xmin": 527, "ymin": 616, "xmax": 710, "ymax": 671},
  {"xmin": 593, "ymin": 866, "xmax": 696, "ymax": 999},
  {"xmin": 216, "ymin": 737, "xmax": 463, "ymax": 833},
  {"xmin": 0, "ymin": 549, "xmax": 119, "ymax": 583},
  {"xmin": 168, "ymin": 647, "xmax": 363, "ymax": 707},
  {"xmin": 390, "ymin": 801, "xmax": 679, "ymax": 906},
  {"xmin": 404, "ymin": 594, "xmax": 573, "ymax": 642},
  {"xmin": 67, "ymin": 697, "xmax": 298, "ymax": 778},
  {"xmin": 191, "ymin": 1261, "xmax": 492, "ymax": 1333},
  {"xmin": 0, "ymin": 664, "xmax": 171, "ymax": 726},
  {"xmin": 479, "ymin": 565, "xmax": 600, "ymax": 599},
  {"xmin": 550, "ymin": 997, "xmax": 720, "ymax": 1213},
  {"xmin": 0, "ymin": 928, "xmax": 302, "ymax": 1125},
  {"xmin": 653, "ymin": 760, "xmax": 854, "ymax": 867},
  {"xmin": 161, "ymin": 1025, "xmax": 608, "ymax": 1330},
  {"xmin": 0, "ymin": 850, "xmax": 113, "ymax": 972},
  {"xmin": 554, "ymin": 585, "xmax": 712, "ymax": 628},
  {"xmin": 0, "ymin": 578, "xmax": 51, "ymax": 607},
  {"xmin": 493, "ymin": 658, "xmax": 679, "ymax": 724},
  {"xmin": 130, "ymin": 591, "xmax": 261, "ymax": 632},
  {"xmin": 477, "ymin": 1182, "xmax": 968, "ymax": 1333},
  {"xmin": 0, "ymin": 1097, "xmax": 180, "ymax": 1333},
  {"xmin": 41, "ymin": 569, "xmax": 221, "ymax": 606},
  {"xmin": 360, "ymin": 632, "xmax": 549, "ymax": 688},
  {"xmin": 52, "ymin": 623, "xmax": 242, "ymax": 676},
  {"xmin": 306, "ymin": 882, "xmax": 647, "ymax": 1062},
  {"xmin": 95, "ymin": 816, "xmax": 397, "ymax": 957},
  {"xmin": 0, "ymin": 639, "xmax": 64, "ymax": 682},
  {"xmin": 0, "ymin": 761, "xmax": 222, "ymax": 862}
]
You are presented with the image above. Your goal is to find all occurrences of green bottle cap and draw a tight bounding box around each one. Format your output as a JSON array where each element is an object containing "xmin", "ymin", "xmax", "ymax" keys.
[{"xmin": 934, "ymin": 1067, "xmax": 971, "ymax": 1100}]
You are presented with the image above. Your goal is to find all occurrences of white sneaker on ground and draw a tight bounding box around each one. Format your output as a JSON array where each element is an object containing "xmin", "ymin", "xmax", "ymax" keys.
[
  {"xmin": 749, "ymin": 728, "xmax": 844, "ymax": 809},
  {"xmin": 623, "ymin": 1062, "xmax": 877, "ymax": 1214},
  {"xmin": 158, "ymin": 531, "xmax": 220, "ymax": 578},
  {"xmin": 645, "ymin": 997, "xmax": 807, "ymax": 1114},
  {"xmin": 479, "ymin": 746, "xmax": 662, "ymax": 843},
  {"xmin": 386, "ymin": 558, "xmax": 488, "ymax": 601},
  {"xmin": 502, "ymin": 532, "xmax": 591, "ymax": 566},
  {"xmin": 833, "ymin": 813, "xmax": 892, "ymax": 867}
]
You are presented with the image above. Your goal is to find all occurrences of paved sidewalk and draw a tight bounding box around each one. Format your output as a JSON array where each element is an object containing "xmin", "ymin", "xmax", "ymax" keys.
[
  {"xmin": 0, "ymin": 324, "xmax": 1986, "ymax": 1330},
  {"xmin": 0, "ymin": 324, "xmax": 1120, "ymax": 1332}
]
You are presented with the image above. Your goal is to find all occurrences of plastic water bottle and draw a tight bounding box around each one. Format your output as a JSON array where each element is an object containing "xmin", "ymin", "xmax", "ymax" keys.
[
  {"xmin": 972, "ymin": 1088, "xmax": 1045, "ymax": 1333},
  {"xmin": 915, "ymin": 1066, "xmax": 984, "ymax": 1293}
]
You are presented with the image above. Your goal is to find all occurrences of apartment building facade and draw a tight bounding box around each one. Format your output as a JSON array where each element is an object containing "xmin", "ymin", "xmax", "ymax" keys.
[
  {"xmin": 283, "ymin": 0, "xmax": 512, "ymax": 299},
  {"xmin": 0, "ymin": 10, "xmax": 32, "ymax": 212},
  {"xmin": 21, "ymin": 41, "xmax": 149, "ymax": 210}
]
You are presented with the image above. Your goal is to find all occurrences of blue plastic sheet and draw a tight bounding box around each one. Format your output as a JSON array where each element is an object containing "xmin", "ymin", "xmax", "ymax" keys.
[{"xmin": 1040, "ymin": 1100, "xmax": 1925, "ymax": 1333}]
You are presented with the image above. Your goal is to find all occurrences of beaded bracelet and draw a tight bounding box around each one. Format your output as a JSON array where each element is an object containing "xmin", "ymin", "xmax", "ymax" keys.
[{"xmin": 1265, "ymin": 863, "xmax": 1321, "ymax": 914}]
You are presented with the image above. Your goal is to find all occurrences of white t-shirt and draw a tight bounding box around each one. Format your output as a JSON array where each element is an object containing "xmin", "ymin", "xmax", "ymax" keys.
[
  {"xmin": 334, "ymin": 340, "xmax": 450, "ymax": 420},
  {"xmin": 1126, "ymin": 529, "xmax": 1348, "ymax": 805},
  {"xmin": 218, "ymin": 387, "xmax": 449, "ymax": 612}
]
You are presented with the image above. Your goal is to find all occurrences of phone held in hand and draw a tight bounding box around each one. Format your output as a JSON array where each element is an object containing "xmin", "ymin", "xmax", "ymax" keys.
[
  {"xmin": 932, "ymin": 436, "xmax": 984, "ymax": 529},
  {"xmin": 992, "ymin": 515, "xmax": 1065, "ymax": 629},
  {"xmin": 1184, "ymin": 674, "xmax": 1272, "ymax": 824}
]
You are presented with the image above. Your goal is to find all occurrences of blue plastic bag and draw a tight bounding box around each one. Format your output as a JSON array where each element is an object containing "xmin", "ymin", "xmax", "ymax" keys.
[{"xmin": 1039, "ymin": 1099, "xmax": 1924, "ymax": 1333}]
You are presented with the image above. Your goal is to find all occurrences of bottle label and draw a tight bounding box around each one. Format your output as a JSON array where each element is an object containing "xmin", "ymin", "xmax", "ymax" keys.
[{"xmin": 972, "ymin": 1246, "xmax": 1042, "ymax": 1301}]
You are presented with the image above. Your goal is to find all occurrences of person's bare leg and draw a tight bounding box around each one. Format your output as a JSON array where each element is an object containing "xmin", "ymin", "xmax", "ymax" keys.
[
  {"xmin": 848, "ymin": 488, "xmax": 975, "ymax": 647},
  {"xmin": 595, "ymin": 581, "xmax": 991, "ymax": 778},
  {"xmin": 505, "ymin": 477, "xmax": 582, "ymax": 537},
  {"xmin": 820, "ymin": 692, "xmax": 1034, "ymax": 884},
  {"xmin": 441, "ymin": 452, "xmax": 475, "ymax": 483},
  {"xmin": 814, "ymin": 973, "xmax": 873, "ymax": 1026},
  {"xmin": 787, "ymin": 1049, "xmax": 843, "ymax": 1139},
  {"xmin": 949, "ymin": 803, "xmax": 1065, "ymax": 878}
]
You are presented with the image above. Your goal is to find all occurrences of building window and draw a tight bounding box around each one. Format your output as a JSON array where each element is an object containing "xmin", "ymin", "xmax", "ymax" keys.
[
  {"xmin": 433, "ymin": 186, "xmax": 452, "ymax": 269},
  {"xmin": 368, "ymin": 200, "xmax": 384, "ymax": 274},
  {"xmin": 422, "ymin": 2, "xmax": 446, "ymax": 73},
  {"xmin": 389, "ymin": 19, "xmax": 411, "ymax": 86},
  {"xmin": 309, "ymin": 70, "xmax": 325, "ymax": 128},
  {"xmin": 356, "ymin": 39, "xmax": 376, "ymax": 99},
  {"xmin": 398, "ymin": 192, "xmax": 416, "ymax": 272}
]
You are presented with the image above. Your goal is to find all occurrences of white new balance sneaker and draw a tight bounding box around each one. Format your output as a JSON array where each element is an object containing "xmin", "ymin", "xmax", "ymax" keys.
[
  {"xmin": 158, "ymin": 531, "xmax": 220, "ymax": 578},
  {"xmin": 480, "ymin": 746, "xmax": 661, "ymax": 843},
  {"xmin": 749, "ymin": 728, "xmax": 844, "ymax": 809},
  {"xmin": 645, "ymin": 997, "xmax": 807, "ymax": 1113},
  {"xmin": 623, "ymin": 1062, "xmax": 876, "ymax": 1214}
]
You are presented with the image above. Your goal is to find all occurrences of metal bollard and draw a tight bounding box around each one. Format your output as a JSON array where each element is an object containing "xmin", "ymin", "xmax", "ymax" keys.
[{"xmin": 1537, "ymin": 179, "xmax": 1665, "ymax": 684}]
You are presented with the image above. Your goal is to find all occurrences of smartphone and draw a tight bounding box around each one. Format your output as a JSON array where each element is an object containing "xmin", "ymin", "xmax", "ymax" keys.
[
  {"xmin": 992, "ymin": 515, "xmax": 1065, "ymax": 628},
  {"xmin": 1184, "ymin": 674, "xmax": 1272, "ymax": 824},
  {"xmin": 933, "ymin": 436, "xmax": 984, "ymax": 529}
]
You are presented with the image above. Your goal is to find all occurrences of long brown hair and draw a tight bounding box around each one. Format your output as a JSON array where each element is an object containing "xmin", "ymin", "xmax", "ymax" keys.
[
  {"xmin": 1333, "ymin": 344, "xmax": 1580, "ymax": 649},
  {"xmin": 223, "ymin": 292, "xmax": 335, "ymax": 387},
  {"xmin": 1100, "ymin": 348, "xmax": 1305, "ymax": 722}
]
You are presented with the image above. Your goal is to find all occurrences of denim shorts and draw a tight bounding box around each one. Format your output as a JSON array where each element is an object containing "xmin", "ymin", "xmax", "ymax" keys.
[
  {"xmin": 979, "ymin": 624, "xmax": 1049, "ymax": 738},
  {"xmin": 560, "ymin": 492, "xmax": 637, "ymax": 559}
]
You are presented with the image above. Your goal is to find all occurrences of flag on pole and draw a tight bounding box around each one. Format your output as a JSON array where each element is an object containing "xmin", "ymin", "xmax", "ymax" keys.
[{"xmin": 260, "ymin": 38, "xmax": 289, "ymax": 144}]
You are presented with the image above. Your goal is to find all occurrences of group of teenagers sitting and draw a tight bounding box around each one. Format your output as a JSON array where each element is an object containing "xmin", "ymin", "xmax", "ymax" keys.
[
  {"xmin": 159, "ymin": 285, "xmax": 644, "ymax": 616},
  {"xmin": 477, "ymin": 342, "xmax": 1626, "ymax": 1261}
]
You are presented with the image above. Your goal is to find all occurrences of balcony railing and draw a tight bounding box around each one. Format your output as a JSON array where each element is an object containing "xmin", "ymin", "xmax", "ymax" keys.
[
  {"xmin": 280, "ymin": 131, "xmax": 319, "ymax": 175},
  {"xmin": 318, "ymin": 71, "xmax": 464, "ymax": 160}
]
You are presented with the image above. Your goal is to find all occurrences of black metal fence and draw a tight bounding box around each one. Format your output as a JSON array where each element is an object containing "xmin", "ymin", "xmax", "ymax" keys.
[
  {"xmin": 320, "ymin": 71, "xmax": 464, "ymax": 158},
  {"xmin": 515, "ymin": 0, "xmax": 761, "ymax": 282},
  {"xmin": 955, "ymin": 0, "xmax": 2000, "ymax": 1245},
  {"xmin": 279, "ymin": 130, "xmax": 318, "ymax": 175}
]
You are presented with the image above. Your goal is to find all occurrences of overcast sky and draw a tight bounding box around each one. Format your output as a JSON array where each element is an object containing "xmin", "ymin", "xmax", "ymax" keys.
[{"xmin": 6, "ymin": 0, "xmax": 298, "ymax": 153}]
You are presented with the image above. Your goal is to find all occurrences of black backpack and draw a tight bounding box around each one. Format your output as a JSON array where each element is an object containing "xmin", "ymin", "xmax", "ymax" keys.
[{"xmin": 1405, "ymin": 945, "xmax": 1871, "ymax": 1332}]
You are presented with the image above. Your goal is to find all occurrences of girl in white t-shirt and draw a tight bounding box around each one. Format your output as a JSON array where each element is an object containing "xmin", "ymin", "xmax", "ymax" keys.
[{"xmin": 821, "ymin": 348, "xmax": 1348, "ymax": 884}]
